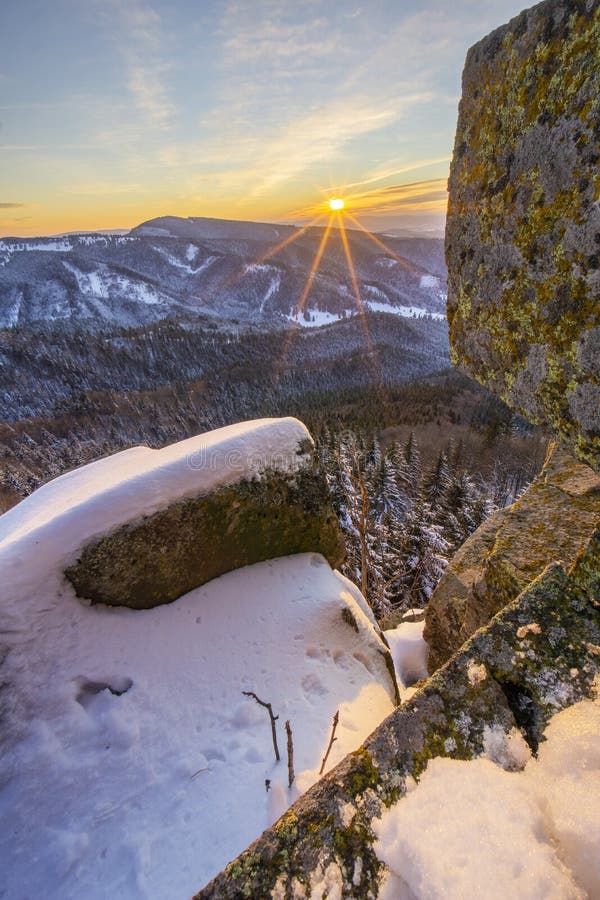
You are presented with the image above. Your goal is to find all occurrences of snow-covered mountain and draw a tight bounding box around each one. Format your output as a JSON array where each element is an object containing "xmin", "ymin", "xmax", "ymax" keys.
[
  {"xmin": 0, "ymin": 216, "xmax": 451, "ymax": 508},
  {"xmin": 0, "ymin": 216, "xmax": 446, "ymax": 330}
]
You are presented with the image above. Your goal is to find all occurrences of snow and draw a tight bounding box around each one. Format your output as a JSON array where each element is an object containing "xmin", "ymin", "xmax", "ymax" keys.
[
  {"xmin": 0, "ymin": 416, "xmax": 397, "ymax": 897},
  {"xmin": 3, "ymin": 289, "xmax": 23, "ymax": 327},
  {"xmin": 384, "ymin": 620, "xmax": 429, "ymax": 695},
  {"xmin": 0, "ymin": 237, "xmax": 74, "ymax": 267},
  {"xmin": 482, "ymin": 724, "xmax": 531, "ymax": 771},
  {"xmin": 63, "ymin": 261, "xmax": 163, "ymax": 306},
  {"xmin": 0, "ymin": 417, "xmax": 311, "ymax": 603},
  {"xmin": 154, "ymin": 246, "xmax": 215, "ymax": 276},
  {"xmin": 287, "ymin": 307, "xmax": 349, "ymax": 328},
  {"xmin": 155, "ymin": 247, "xmax": 198, "ymax": 273},
  {"xmin": 0, "ymin": 234, "xmax": 132, "ymax": 269},
  {"xmin": 419, "ymin": 275, "xmax": 439, "ymax": 289},
  {"xmin": 0, "ymin": 552, "xmax": 395, "ymax": 898},
  {"xmin": 261, "ymin": 275, "xmax": 281, "ymax": 310},
  {"xmin": 374, "ymin": 695, "xmax": 600, "ymax": 899},
  {"xmin": 364, "ymin": 299, "xmax": 446, "ymax": 321},
  {"xmin": 63, "ymin": 261, "xmax": 110, "ymax": 299}
]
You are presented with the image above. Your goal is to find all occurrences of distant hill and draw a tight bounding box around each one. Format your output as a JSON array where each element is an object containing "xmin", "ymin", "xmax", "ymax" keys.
[{"xmin": 0, "ymin": 215, "xmax": 446, "ymax": 331}]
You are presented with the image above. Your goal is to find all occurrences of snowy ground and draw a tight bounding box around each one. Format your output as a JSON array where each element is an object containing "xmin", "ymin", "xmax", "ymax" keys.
[
  {"xmin": 374, "ymin": 691, "xmax": 600, "ymax": 900},
  {"xmin": 0, "ymin": 554, "xmax": 396, "ymax": 898},
  {"xmin": 0, "ymin": 420, "xmax": 398, "ymax": 897},
  {"xmin": 286, "ymin": 303, "xmax": 445, "ymax": 329}
]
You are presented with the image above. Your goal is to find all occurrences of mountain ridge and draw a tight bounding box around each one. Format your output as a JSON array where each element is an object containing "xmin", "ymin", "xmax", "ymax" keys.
[{"xmin": 0, "ymin": 215, "xmax": 446, "ymax": 331}]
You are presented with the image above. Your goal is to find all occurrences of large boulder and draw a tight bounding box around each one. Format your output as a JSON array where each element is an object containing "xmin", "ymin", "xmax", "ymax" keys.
[
  {"xmin": 63, "ymin": 419, "xmax": 345, "ymax": 609},
  {"xmin": 424, "ymin": 443, "xmax": 600, "ymax": 670},
  {"xmin": 0, "ymin": 418, "xmax": 344, "ymax": 610},
  {"xmin": 446, "ymin": 0, "xmax": 600, "ymax": 472}
]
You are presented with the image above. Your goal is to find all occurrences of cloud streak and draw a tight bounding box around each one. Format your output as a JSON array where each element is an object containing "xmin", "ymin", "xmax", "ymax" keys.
[
  {"xmin": 248, "ymin": 97, "xmax": 410, "ymax": 196},
  {"xmin": 218, "ymin": 4, "xmax": 338, "ymax": 63},
  {"xmin": 349, "ymin": 178, "xmax": 448, "ymax": 212},
  {"xmin": 0, "ymin": 202, "xmax": 26, "ymax": 208},
  {"xmin": 344, "ymin": 158, "xmax": 452, "ymax": 190},
  {"xmin": 291, "ymin": 178, "xmax": 448, "ymax": 220},
  {"xmin": 109, "ymin": 0, "xmax": 175, "ymax": 130}
]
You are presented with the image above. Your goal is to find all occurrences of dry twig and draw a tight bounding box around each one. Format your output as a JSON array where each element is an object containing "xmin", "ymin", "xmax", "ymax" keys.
[
  {"xmin": 285, "ymin": 720, "xmax": 295, "ymax": 788},
  {"xmin": 319, "ymin": 710, "xmax": 340, "ymax": 776},
  {"xmin": 242, "ymin": 691, "xmax": 280, "ymax": 761}
]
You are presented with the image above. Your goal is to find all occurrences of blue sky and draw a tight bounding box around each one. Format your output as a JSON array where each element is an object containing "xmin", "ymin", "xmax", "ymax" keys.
[{"xmin": 0, "ymin": 0, "xmax": 528, "ymax": 236}]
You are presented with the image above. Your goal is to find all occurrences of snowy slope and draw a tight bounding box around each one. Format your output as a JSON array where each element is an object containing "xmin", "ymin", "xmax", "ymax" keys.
[{"xmin": 0, "ymin": 421, "xmax": 397, "ymax": 897}]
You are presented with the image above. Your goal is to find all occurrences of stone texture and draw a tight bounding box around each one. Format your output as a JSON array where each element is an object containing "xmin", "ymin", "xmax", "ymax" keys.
[
  {"xmin": 65, "ymin": 462, "xmax": 345, "ymax": 609},
  {"xmin": 424, "ymin": 443, "xmax": 600, "ymax": 671},
  {"xmin": 446, "ymin": 0, "xmax": 600, "ymax": 472},
  {"xmin": 196, "ymin": 538, "xmax": 600, "ymax": 898}
]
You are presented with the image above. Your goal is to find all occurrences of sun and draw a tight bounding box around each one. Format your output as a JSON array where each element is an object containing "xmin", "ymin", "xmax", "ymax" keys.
[{"xmin": 329, "ymin": 197, "xmax": 345, "ymax": 211}]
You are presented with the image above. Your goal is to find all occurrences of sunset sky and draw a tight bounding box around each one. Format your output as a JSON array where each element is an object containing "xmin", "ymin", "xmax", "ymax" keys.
[{"xmin": 0, "ymin": 0, "xmax": 527, "ymax": 238}]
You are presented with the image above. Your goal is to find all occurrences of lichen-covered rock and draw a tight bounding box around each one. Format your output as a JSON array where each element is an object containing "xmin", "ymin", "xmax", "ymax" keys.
[
  {"xmin": 195, "ymin": 548, "xmax": 600, "ymax": 898},
  {"xmin": 446, "ymin": 0, "xmax": 600, "ymax": 472},
  {"xmin": 66, "ymin": 463, "xmax": 344, "ymax": 610},
  {"xmin": 424, "ymin": 443, "xmax": 600, "ymax": 671}
]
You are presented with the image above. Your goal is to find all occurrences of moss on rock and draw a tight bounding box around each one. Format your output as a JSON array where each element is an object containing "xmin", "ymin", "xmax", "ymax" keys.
[
  {"xmin": 65, "ymin": 462, "xmax": 345, "ymax": 609},
  {"xmin": 446, "ymin": 0, "xmax": 600, "ymax": 472},
  {"xmin": 424, "ymin": 444, "xmax": 600, "ymax": 671}
]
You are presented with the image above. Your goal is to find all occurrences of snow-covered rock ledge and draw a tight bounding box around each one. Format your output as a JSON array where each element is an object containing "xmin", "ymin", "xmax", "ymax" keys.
[
  {"xmin": 0, "ymin": 418, "xmax": 344, "ymax": 609},
  {"xmin": 197, "ymin": 529, "xmax": 600, "ymax": 898}
]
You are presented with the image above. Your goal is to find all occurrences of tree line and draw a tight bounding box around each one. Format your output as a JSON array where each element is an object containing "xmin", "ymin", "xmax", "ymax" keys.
[{"xmin": 318, "ymin": 428, "xmax": 525, "ymax": 619}]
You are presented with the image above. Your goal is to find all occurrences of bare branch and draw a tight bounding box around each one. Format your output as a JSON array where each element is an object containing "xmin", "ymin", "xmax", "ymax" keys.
[
  {"xmin": 319, "ymin": 710, "xmax": 340, "ymax": 776},
  {"xmin": 243, "ymin": 691, "xmax": 280, "ymax": 761},
  {"xmin": 285, "ymin": 720, "xmax": 295, "ymax": 788}
]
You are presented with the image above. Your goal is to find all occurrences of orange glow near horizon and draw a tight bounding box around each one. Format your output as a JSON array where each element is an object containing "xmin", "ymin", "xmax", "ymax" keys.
[{"xmin": 0, "ymin": 174, "xmax": 448, "ymax": 239}]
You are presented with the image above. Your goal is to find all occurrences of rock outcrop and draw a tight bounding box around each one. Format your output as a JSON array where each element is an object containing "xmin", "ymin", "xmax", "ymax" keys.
[
  {"xmin": 62, "ymin": 419, "xmax": 344, "ymax": 609},
  {"xmin": 446, "ymin": 0, "xmax": 600, "ymax": 472},
  {"xmin": 424, "ymin": 442, "xmax": 600, "ymax": 670},
  {"xmin": 197, "ymin": 536, "xmax": 600, "ymax": 898}
]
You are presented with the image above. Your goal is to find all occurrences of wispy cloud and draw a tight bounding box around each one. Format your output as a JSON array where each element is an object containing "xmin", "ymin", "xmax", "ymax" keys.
[
  {"xmin": 221, "ymin": 17, "xmax": 336, "ymax": 66},
  {"xmin": 344, "ymin": 158, "xmax": 451, "ymax": 191},
  {"xmin": 219, "ymin": 0, "xmax": 340, "ymax": 68},
  {"xmin": 250, "ymin": 94, "xmax": 430, "ymax": 196},
  {"xmin": 108, "ymin": 0, "xmax": 175, "ymax": 130},
  {"xmin": 349, "ymin": 178, "xmax": 448, "ymax": 214},
  {"xmin": 0, "ymin": 202, "xmax": 26, "ymax": 208},
  {"xmin": 126, "ymin": 63, "xmax": 173, "ymax": 129},
  {"xmin": 291, "ymin": 177, "xmax": 448, "ymax": 220}
]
